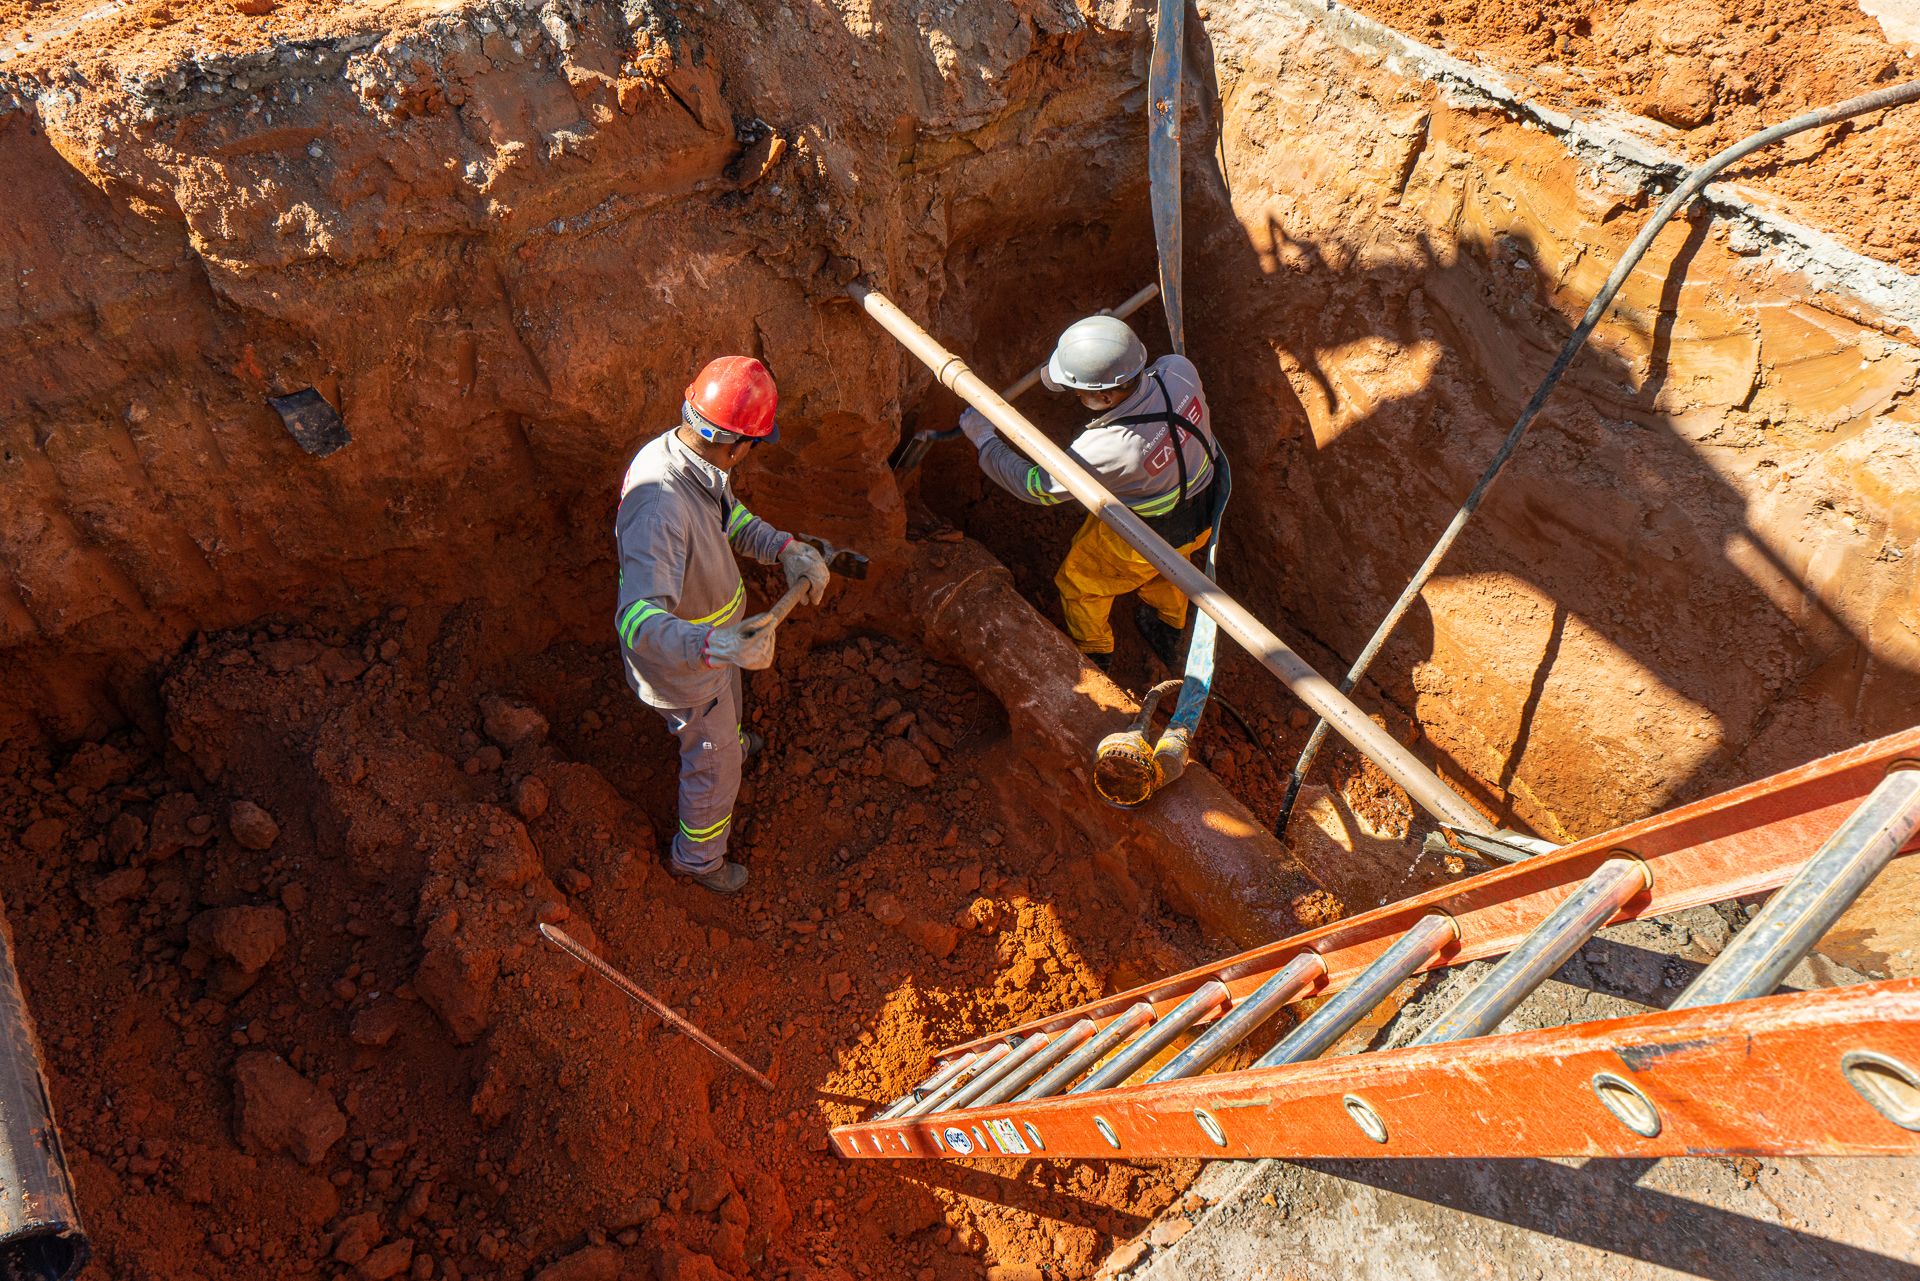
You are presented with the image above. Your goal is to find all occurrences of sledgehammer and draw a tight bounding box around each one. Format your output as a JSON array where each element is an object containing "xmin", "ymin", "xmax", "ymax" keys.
[
  {"xmin": 887, "ymin": 282, "xmax": 1161, "ymax": 474},
  {"xmin": 795, "ymin": 533, "xmax": 868, "ymax": 580}
]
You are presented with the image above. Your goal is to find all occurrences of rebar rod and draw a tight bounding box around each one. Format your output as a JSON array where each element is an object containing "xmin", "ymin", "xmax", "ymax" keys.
[{"xmin": 538, "ymin": 923, "xmax": 775, "ymax": 1092}]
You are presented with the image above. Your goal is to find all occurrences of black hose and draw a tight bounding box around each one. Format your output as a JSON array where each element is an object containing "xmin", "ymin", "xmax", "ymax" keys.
[{"xmin": 1275, "ymin": 78, "xmax": 1920, "ymax": 840}]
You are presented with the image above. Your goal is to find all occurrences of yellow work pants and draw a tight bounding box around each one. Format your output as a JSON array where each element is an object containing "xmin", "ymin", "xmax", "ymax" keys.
[{"xmin": 1054, "ymin": 513, "xmax": 1211, "ymax": 655}]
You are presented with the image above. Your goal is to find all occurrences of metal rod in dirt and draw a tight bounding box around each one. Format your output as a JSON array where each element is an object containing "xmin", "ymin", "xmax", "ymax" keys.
[
  {"xmin": 538, "ymin": 923, "xmax": 776, "ymax": 1092},
  {"xmin": 1253, "ymin": 914, "xmax": 1456, "ymax": 1068},
  {"xmin": 0, "ymin": 898, "xmax": 87, "ymax": 1281},
  {"xmin": 849, "ymin": 283, "xmax": 1491, "ymax": 833},
  {"xmin": 1676, "ymin": 765, "xmax": 1920, "ymax": 1009},
  {"xmin": 1413, "ymin": 859, "xmax": 1650, "ymax": 1045},
  {"xmin": 1274, "ymin": 78, "xmax": 1920, "ymax": 840}
]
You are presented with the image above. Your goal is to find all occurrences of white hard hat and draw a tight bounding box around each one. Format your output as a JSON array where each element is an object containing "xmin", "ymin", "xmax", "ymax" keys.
[{"xmin": 1042, "ymin": 315, "xmax": 1148, "ymax": 392}]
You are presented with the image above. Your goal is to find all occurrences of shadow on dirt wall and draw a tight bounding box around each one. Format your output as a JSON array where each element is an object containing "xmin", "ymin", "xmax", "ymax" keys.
[{"xmin": 1172, "ymin": 27, "xmax": 1920, "ymax": 835}]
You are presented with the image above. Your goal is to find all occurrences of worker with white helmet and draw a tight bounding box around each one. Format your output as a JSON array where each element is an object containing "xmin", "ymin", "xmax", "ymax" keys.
[
  {"xmin": 615, "ymin": 356, "xmax": 830, "ymax": 893},
  {"xmin": 960, "ymin": 314, "xmax": 1219, "ymax": 671}
]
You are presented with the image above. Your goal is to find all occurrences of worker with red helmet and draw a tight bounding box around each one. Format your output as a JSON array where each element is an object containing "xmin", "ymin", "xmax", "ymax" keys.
[{"xmin": 614, "ymin": 356, "xmax": 829, "ymax": 893}]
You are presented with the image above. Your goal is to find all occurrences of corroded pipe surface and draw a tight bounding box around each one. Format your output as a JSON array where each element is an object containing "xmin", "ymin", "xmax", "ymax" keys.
[{"xmin": 909, "ymin": 538, "xmax": 1329, "ymax": 948}]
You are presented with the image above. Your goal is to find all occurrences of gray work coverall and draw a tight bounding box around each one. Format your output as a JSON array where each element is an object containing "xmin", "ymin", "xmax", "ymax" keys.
[{"xmin": 614, "ymin": 432, "xmax": 793, "ymax": 874}]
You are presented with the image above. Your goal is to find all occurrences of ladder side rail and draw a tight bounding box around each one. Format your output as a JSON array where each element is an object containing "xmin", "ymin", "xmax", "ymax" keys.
[
  {"xmin": 832, "ymin": 979, "xmax": 1920, "ymax": 1162},
  {"xmin": 936, "ymin": 726, "xmax": 1920, "ymax": 1059}
]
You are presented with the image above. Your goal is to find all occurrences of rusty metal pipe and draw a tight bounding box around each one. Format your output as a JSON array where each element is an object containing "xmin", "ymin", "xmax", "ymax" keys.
[
  {"xmin": 0, "ymin": 906, "xmax": 87, "ymax": 1280},
  {"xmin": 850, "ymin": 283, "xmax": 1491, "ymax": 834}
]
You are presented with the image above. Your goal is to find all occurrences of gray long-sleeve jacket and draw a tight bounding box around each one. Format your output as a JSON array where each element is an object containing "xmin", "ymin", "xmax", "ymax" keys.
[
  {"xmin": 976, "ymin": 353, "xmax": 1216, "ymax": 514},
  {"xmin": 614, "ymin": 431, "xmax": 792, "ymax": 709}
]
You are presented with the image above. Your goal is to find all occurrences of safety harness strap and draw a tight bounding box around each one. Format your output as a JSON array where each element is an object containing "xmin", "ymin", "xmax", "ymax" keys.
[{"xmin": 1108, "ymin": 372, "xmax": 1218, "ymax": 517}]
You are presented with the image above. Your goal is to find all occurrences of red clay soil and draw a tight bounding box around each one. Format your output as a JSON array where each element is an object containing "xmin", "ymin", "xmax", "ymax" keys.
[
  {"xmin": 0, "ymin": 591, "xmax": 1215, "ymax": 1281},
  {"xmin": 1341, "ymin": 0, "xmax": 1920, "ymax": 269}
]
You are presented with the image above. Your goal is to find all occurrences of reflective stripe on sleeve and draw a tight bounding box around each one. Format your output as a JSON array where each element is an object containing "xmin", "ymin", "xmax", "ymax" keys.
[
  {"xmin": 1023, "ymin": 466, "xmax": 1068, "ymax": 505},
  {"xmin": 618, "ymin": 599, "xmax": 668, "ymax": 646},
  {"xmin": 725, "ymin": 505, "xmax": 754, "ymax": 537}
]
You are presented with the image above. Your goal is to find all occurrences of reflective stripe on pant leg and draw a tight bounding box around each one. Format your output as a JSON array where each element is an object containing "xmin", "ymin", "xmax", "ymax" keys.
[
  {"xmin": 1136, "ymin": 527, "xmax": 1211, "ymax": 628},
  {"xmin": 658, "ymin": 688, "xmax": 744, "ymax": 875}
]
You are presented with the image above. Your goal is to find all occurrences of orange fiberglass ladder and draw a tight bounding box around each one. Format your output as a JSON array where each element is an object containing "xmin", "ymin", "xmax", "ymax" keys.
[{"xmin": 831, "ymin": 728, "xmax": 1920, "ymax": 1162}]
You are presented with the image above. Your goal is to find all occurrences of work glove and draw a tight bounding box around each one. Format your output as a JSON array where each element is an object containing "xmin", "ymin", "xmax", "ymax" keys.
[
  {"xmin": 703, "ymin": 619, "xmax": 776, "ymax": 671},
  {"xmin": 778, "ymin": 538, "xmax": 830, "ymax": 607},
  {"xmin": 958, "ymin": 407, "xmax": 996, "ymax": 446}
]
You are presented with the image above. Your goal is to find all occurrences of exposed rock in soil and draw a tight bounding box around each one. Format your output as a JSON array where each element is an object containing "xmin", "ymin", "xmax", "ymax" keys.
[
  {"xmin": 227, "ymin": 800, "xmax": 281, "ymax": 851},
  {"xmin": 233, "ymin": 1052, "xmax": 348, "ymax": 1165}
]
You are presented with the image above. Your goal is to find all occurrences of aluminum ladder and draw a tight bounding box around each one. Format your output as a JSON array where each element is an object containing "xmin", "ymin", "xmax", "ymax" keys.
[{"xmin": 831, "ymin": 728, "xmax": 1920, "ymax": 1162}]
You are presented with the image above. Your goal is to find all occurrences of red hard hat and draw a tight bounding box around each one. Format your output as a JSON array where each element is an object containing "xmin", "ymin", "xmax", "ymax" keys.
[{"xmin": 684, "ymin": 356, "xmax": 779, "ymax": 442}]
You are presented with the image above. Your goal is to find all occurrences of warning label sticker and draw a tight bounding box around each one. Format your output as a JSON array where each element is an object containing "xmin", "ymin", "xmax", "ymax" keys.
[
  {"xmin": 986, "ymin": 1118, "xmax": 1030, "ymax": 1154},
  {"xmin": 942, "ymin": 1127, "xmax": 973, "ymax": 1155}
]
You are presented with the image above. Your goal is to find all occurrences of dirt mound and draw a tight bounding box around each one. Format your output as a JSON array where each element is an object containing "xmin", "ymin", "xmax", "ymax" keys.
[
  {"xmin": 0, "ymin": 599, "xmax": 1208, "ymax": 1278},
  {"xmin": 1341, "ymin": 0, "xmax": 1920, "ymax": 268}
]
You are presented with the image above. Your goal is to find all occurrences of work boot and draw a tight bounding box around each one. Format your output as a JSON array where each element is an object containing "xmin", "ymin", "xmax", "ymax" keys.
[
  {"xmin": 676, "ymin": 860, "xmax": 749, "ymax": 894},
  {"xmin": 1085, "ymin": 651, "xmax": 1113, "ymax": 673},
  {"xmin": 740, "ymin": 729, "xmax": 765, "ymax": 760},
  {"xmin": 1134, "ymin": 604, "xmax": 1184, "ymax": 668}
]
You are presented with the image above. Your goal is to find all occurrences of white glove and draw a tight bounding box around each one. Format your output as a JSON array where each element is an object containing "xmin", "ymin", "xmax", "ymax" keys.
[
  {"xmin": 778, "ymin": 539, "xmax": 830, "ymax": 606},
  {"xmin": 958, "ymin": 407, "xmax": 996, "ymax": 446},
  {"xmin": 704, "ymin": 619, "xmax": 775, "ymax": 670}
]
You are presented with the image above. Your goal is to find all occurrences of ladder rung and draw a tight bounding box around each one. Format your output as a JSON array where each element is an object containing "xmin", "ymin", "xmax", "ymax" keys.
[
  {"xmin": 1150, "ymin": 955, "xmax": 1324, "ymax": 1083},
  {"xmin": 1253, "ymin": 913, "xmax": 1457, "ymax": 1068},
  {"xmin": 1015, "ymin": 1002, "xmax": 1155, "ymax": 1101},
  {"xmin": 901, "ymin": 1042, "xmax": 1010, "ymax": 1117},
  {"xmin": 873, "ymin": 1052, "xmax": 977, "ymax": 1121},
  {"xmin": 1071, "ymin": 981, "xmax": 1230, "ymax": 1094},
  {"xmin": 1676, "ymin": 764, "xmax": 1920, "ymax": 1010},
  {"xmin": 971, "ymin": 1019, "xmax": 1096, "ymax": 1108},
  {"xmin": 943, "ymin": 1033, "xmax": 1051, "ymax": 1112},
  {"xmin": 1412, "ymin": 857, "xmax": 1649, "ymax": 1045}
]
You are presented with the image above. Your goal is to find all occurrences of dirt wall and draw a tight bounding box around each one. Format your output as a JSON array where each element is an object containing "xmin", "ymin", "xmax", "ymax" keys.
[
  {"xmin": 1185, "ymin": 0, "xmax": 1920, "ymax": 838},
  {"xmin": 0, "ymin": 0, "xmax": 1153, "ymax": 740}
]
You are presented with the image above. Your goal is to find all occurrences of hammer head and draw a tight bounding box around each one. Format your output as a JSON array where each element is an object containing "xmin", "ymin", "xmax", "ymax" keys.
[{"xmin": 797, "ymin": 534, "xmax": 869, "ymax": 580}]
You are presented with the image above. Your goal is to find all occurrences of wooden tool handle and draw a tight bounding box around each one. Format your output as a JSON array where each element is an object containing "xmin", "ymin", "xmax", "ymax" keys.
[{"xmin": 739, "ymin": 578, "xmax": 811, "ymax": 638}]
